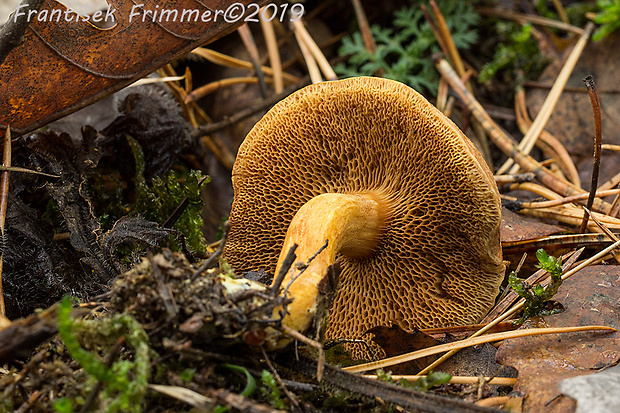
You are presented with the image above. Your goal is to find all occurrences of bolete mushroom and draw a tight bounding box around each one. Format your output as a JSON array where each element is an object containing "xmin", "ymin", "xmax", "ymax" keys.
[{"xmin": 223, "ymin": 77, "xmax": 505, "ymax": 354}]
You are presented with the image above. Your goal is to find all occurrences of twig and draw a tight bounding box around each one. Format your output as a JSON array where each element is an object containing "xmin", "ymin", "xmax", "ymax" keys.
[
  {"xmin": 280, "ymin": 325, "xmax": 325, "ymax": 381},
  {"xmin": 269, "ymin": 245, "xmax": 298, "ymax": 295},
  {"xmin": 498, "ymin": 23, "xmax": 595, "ymax": 175},
  {"xmin": 260, "ymin": 346, "xmax": 302, "ymax": 412},
  {"xmin": 476, "ymin": 7, "xmax": 584, "ymax": 35},
  {"xmin": 190, "ymin": 78, "xmax": 310, "ymax": 137},
  {"xmin": 363, "ymin": 374, "xmax": 517, "ymax": 386},
  {"xmin": 260, "ymin": 11, "xmax": 283, "ymax": 94},
  {"xmin": 582, "ymin": 206, "xmax": 620, "ymax": 264},
  {"xmin": 433, "ymin": 55, "xmax": 614, "ymax": 215},
  {"xmin": 501, "ymin": 233, "xmax": 611, "ymax": 255},
  {"xmin": 482, "ymin": 249, "xmax": 583, "ymax": 323},
  {"xmin": 162, "ymin": 175, "xmax": 210, "ymax": 229},
  {"xmin": 345, "ymin": 326, "xmax": 615, "ymax": 374},
  {"xmin": 494, "ymin": 172, "xmax": 535, "ymax": 185},
  {"xmin": 0, "ymin": 126, "xmax": 10, "ymax": 315},
  {"xmin": 504, "ymin": 188, "xmax": 620, "ymax": 209},
  {"xmin": 238, "ymin": 24, "xmax": 269, "ymax": 99},
  {"xmin": 0, "ymin": 0, "xmax": 45, "ymax": 66},
  {"xmin": 579, "ymin": 75, "xmax": 603, "ymax": 233},
  {"xmin": 185, "ymin": 77, "xmax": 273, "ymax": 103},
  {"xmin": 190, "ymin": 221, "xmax": 230, "ymax": 281},
  {"xmin": 426, "ymin": 1, "xmax": 492, "ymax": 166}
]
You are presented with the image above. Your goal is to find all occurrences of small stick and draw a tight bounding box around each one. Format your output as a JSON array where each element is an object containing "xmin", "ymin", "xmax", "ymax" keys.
[
  {"xmin": 363, "ymin": 374, "xmax": 517, "ymax": 386},
  {"xmin": 476, "ymin": 7, "xmax": 584, "ymax": 35},
  {"xmin": 551, "ymin": 0, "xmax": 570, "ymax": 24},
  {"xmin": 237, "ymin": 24, "xmax": 268, "ymax": 99},
  {"xmin": 579, "ymin": 75, "xmax": 603, "ymax": 233},
  {"xmin": 79, "ymin": 336, "xmax": 126, "ymax": 413},
  {"xmin": 502, "ymin": 234, "xmax": 612, "ymax": 255},
  {"xmin": 582, "ymin": 206, "xmax": 620, "ymax": 264},
  {"xmin": 280, "ymin": 324, "xmax": 325, "ymax": 381},
  {"xmin": 494, "ymin": 172, "xmax": 535, "ymax": 185},
  {"xmin": 190, "ymin": 221, "xmax": 230, "ymax": 281},
  {"xmin": 514, "ymin": 88, "xmax": 580, "ymax": 187},
  {"xmin": 270, "ymin": 244, "xmax": 298, "ymax": 294},
  {"xmin": 427, "ymin": 1, "xmax": 492, "ymax": 165},
  {"xmin": 482, "ymin": 249, "xmax": 583, "ymax": 323},
  {"xmin": 185, "ymin": 76, "xmax": 273, "ymax": 103},
  {"xmin": 260, "ymin": 10, "xmax": 283, "ymax": 94},
  {"xmin": 191, "ymin": 78, "xmax": 310, "ymax": 137},
  {"xmin": 0, "ymin": 126, "xmax": 10, "ymax": 315},
  {"xmin": 505, "ymin": 188, "xmax": 620, "ymax": 209},
  {"xmin": 351, "ymin": 0, "xmax": 377, "ymax": 55},
  {"xmin": 260, "ymin": 345, "xmax": 302, "ymax": 411}
]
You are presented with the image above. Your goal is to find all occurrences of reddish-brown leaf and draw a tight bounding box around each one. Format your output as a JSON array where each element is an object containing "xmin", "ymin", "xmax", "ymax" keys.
[{"xmin": 0, "ymin": 0, "xmax": 267, "ymax": 135}]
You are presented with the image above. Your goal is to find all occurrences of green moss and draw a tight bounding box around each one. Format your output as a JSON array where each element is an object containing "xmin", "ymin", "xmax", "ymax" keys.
[
  {"xmin": 509, "ymin": 249, "xmax": 564, "ymax": 324},
  {"xmin": 127, "ymin": 136, "xmax": 210, "ymax": 255},
  {"xmin": 56, "ymin": 296, "xmax": 151, "ymax": 413}
]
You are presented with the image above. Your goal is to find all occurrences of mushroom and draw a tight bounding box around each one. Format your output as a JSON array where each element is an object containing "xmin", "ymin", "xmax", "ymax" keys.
[{"xmin": 223, "ymin": 77, "xmax": 505, "ymax": 354}]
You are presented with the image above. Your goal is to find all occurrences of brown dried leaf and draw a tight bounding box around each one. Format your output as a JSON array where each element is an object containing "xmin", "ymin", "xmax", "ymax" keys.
[
  {"xmin": 0, "ymin": 0, "xmax": 266, "ymax": 135},
  {"xmin": 496, "ymin": 265, "xmax": 620, "ymax": 413}
]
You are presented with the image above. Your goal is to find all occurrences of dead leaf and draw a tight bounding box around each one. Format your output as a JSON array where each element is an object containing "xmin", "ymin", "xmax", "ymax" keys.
[
  {"xmin": 496, "ymin": 265, "xmax": 620, "ymax": 413},
  {"xmin": 0, "ymin": 0, "xmax": 268, "ymax": 136}
]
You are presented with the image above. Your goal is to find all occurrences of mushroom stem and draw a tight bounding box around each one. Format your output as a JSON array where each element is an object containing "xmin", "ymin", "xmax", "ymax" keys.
[{"xmin": 273, "ymin": 192, "xmax": 387, "ymax": 336}]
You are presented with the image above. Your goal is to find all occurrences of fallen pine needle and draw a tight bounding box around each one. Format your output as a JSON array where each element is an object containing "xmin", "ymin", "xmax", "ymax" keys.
[
  {"xmin": 362, "ymin": 374, "xmax": 516, "ymax": 386},
  {"xmin": 344, "ymin": 325, "xmax": 615, "ymax": 374},
  {"xmin": 418, "ymin": 237, "xmax": 620, "ymax": 375}
]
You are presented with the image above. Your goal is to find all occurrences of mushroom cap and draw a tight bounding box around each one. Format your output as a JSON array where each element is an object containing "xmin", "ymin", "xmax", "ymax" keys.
[{"xmin": 224, "ymin": 77, "xmax": 504, "ymax": 344}]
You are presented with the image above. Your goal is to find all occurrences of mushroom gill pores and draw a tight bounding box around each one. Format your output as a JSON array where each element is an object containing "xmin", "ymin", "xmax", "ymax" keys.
[{"xmin": 224, "ymin": 77, "xmax": 505, "ymax": 352}]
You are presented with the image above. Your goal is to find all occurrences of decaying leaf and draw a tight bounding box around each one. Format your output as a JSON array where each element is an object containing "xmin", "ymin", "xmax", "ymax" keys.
[
  {"xmin": 0, "ymin": 0, "xmax": 268, "ymax": 137},
  {"xmin": 496, "ymin": 265, "xmax": 620, "ymax": 412}
]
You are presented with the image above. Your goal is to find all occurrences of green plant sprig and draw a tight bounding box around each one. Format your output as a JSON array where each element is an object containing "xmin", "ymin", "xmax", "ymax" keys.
[{"xmin": 509, "ymin": 249, "xmax": 564, "ymax": 324}]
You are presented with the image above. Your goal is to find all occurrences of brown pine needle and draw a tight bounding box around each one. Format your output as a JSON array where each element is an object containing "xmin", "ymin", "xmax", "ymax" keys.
[
  {"xmin": 580, "ymin": 75, "xmax": 603, "ymax": 233},
  {"xmin": 292, "ymin": 19, "xmax": 337, "ymax": 81},
  {"xmin": 185, "ymin": 77, "xmax": 273, "ymax": 103},
  {"xmin": 0, "ymin": 126, "xmax": 10, "ymax": 316},
  {"xmin": 345, "ymin": 326, "xmax": 615, "ymax": 374},
  {"xmin": 477, "ymin": 7, "xmax": 584, "ymax": 35},
  {"xmin": 363, "ymin": 374, "xmax": 517, "ymax": 386},
  {"xmin": 191, "ymin": 48, "xmax": 299, "ymax": 84},
  {"xmin": 293, "ymin": 24, "xmax": 322, "ymax": 84},
  {"xmin": 505, "ymin": 188, "xmax": 620, "ymax": 209},
  {"xmin": 259, "ymin": 10, "xmax": 283, "ymax": 94}
]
